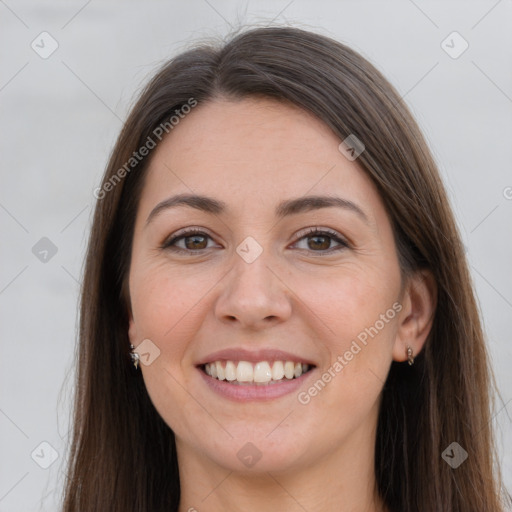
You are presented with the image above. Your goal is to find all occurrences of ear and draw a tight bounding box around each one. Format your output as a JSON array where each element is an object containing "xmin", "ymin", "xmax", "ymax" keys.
[
  {"xmin": 123, "ymin": 280, "xmax": 137, "ymax": 344},
  {"xmin": 393, "ymin": 269, "xmax": 437, "ymax": 362},
  {"xmin": 128, "ymin": 314, "xmax": 137, "ymax": 345},
  {"xmin": 126, "ymin": 294, "xmax": 137, "ymax": 345}
]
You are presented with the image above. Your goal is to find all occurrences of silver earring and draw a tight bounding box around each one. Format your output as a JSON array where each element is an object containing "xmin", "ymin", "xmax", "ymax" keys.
[
  {"xmin": 406, "ymin": 345, "xmax": 414, "ymax": 366},
  {"xmin": 130, "ymin": 344, "xmax": 140, "ymax": 369}
]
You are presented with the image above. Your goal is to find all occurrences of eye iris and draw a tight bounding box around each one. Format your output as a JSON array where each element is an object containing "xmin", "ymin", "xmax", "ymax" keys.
[
  {"xmin": 171, "ymin": 231, "xmax": 341, "ymax": 252},
  {"xmin": 184, "ymin": 234, "xmax": 207, "ymax": 250},
  {"xmin": 308, "ymin": 234, "xmax": 331, "ymax": 250}
]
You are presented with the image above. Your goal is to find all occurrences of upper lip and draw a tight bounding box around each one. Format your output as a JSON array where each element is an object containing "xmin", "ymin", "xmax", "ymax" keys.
[{"xmin": 196, "ymin": 348, "xmax": 317, "ymax": 367}]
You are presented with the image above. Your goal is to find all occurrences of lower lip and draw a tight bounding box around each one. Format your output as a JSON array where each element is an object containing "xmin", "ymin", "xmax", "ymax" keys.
[{"xmin": 198, "ymin": 367, "xmax": 314, "ymax": 402}]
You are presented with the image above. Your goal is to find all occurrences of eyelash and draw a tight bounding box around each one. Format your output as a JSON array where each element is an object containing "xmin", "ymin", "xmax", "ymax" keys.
[{"xmin": 161, "ymin": 226, "xmax": 350, "ymax": 256}]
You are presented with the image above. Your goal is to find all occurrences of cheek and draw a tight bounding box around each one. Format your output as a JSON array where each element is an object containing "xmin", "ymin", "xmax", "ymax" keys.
[
  {"xmin": 129, "ymin": 262, "xmax": 213, "ymax": 435},
  {"xmin": 296, "ymin": 270, "xmax": 399, "ymax": 436},
  {"xmin": 129, "ymin": 260, "xmax": 209, "ymax": 360},
  {"xmin": 293, "ymin": 260, "xmax": 401, "ymax": 417},
  {"xmin": 299, "ymin": 262, "xmax": 401, "ymax": 347}
]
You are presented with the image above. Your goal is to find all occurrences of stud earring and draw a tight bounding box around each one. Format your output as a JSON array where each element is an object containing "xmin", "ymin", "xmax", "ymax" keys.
[
  {"xmin": 406, "ymin": 345, "xmax": 414, "ymax": 366},
  {"xmin": 130, "ymin": 344, "xmax": 140, "ymax": 369}
]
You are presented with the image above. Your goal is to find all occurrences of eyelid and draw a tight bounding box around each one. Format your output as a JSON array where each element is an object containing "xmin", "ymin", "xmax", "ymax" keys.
[
  {"xmin": 161, "ymin": 226, "xmax": 351, "ymax": 254},
  {"xmin": 160, "ymin": 227, "xmax": 217, "ymax": 250},
  {"xmin": 291, "ymin": 226, "xmax": 351, "ymax": 252},
  {"xmin": 294, "ymin": 226, "xmax": 347, "ymax": 242}
]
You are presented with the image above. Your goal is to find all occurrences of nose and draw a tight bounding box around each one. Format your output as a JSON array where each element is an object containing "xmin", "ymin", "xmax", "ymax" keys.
[{"xmin": 214, "ymin": 250, "xmax": 293, "ymax": 330}]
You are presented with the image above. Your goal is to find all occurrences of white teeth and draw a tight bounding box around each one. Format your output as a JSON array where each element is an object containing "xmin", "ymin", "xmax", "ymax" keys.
[
  {"xmin": 216, "ymin": 361, "xmax": 225, "ymax": 381},
  {"xmin": 225, "ymin": 361, "xmax": 237, "ymax": 381},
  {"xmin": 254, "ymin": 362, "xmax": 272, "ymax": 383},
  {"xmin": 203, "ymin": 359, "xmax": 313, "ymax": 384},
  {"xmin": 284, "ymin": 361, "xmax": 295, "ymax": 379},
  {"xmin": 236, "ymin": 361, "xmax": 253, "ymax": 382},
  {"xmin": 271, "ymin": 360, "xmax": 285, "ymax": 380}
]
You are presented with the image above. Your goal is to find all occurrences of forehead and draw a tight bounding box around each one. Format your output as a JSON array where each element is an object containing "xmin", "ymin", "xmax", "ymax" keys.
[{"xmin": 139, "ymin": 97, "xmax": 384, "ymax": 223}]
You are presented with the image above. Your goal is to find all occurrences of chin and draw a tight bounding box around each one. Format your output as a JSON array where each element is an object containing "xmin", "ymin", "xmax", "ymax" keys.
[{"xmin": 200, "ymin": 434, "xmax": 314, "ymax": 474}]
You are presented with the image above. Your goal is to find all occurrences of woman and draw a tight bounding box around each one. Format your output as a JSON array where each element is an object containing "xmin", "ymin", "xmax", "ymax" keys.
[{"xmin": 61, "ymin": 26, "xmax": 510, "ymax": 511}]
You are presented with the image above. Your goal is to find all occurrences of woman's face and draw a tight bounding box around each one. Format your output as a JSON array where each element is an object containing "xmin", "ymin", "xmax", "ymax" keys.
[{"xmin": 128, "ymin": 97, "xmax": 405, "ymax": 473}]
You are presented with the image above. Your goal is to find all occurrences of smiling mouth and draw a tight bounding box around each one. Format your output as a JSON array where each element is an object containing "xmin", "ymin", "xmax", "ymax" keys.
[{"xmin": 201, "ymin": 360, "xmax": 315, "ymax": 385}]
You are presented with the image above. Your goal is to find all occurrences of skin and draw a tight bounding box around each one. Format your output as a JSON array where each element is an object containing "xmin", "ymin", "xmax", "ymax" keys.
[{"xmin": 127, "ymin": 97, "xmax": 436, "ymax": 512}]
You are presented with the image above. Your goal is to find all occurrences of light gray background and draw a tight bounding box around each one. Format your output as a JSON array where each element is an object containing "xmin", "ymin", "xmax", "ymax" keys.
[{"xmin": 1, "ymin": 1, "xmax": 511, "ymax": 510}]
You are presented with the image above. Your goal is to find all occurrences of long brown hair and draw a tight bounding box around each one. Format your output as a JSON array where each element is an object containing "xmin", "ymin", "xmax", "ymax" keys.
[{"xmin": 60, "ymin": 26, "xmax": 510, "ymax": 511}]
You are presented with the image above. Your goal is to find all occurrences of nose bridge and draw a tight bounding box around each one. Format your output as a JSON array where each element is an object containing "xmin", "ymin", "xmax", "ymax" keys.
[
  {"xmin": 233, "ymin": 243, "xmax": 274, "ymax": 294},
  {"xmin": 215, "ymin": 238, "xmax": 292, "ymax": 327}
]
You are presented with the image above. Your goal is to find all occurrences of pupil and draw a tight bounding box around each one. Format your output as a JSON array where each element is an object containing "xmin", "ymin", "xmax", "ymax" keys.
[
  {"xmin": 309, "ymin": 235, "xmax": 330, "ymax": 250},
  {"xmin": 186, "ymin": 235, "xmax": 206, "ymax": 250}
]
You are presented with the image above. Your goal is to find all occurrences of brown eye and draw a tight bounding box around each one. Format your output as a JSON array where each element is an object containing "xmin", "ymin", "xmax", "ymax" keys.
[
  {"xmin": 307, "ymin": 234, "xmax": 332, "ymax": 251},
  {"xmin": 162, "ymin": 229, "xmax": 215, "ymax": 253},
  {"xmin": 182, "ymin": 234, "xmax": 208, "ymax": 250},
  {"xmin": 293, "ymin": 228, "xmax": 349, "ymax": 254}
]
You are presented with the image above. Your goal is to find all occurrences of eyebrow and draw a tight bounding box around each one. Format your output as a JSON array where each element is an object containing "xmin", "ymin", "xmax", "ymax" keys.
[{"xmin": 145, "ymin": 193, "xmax": 369, "ymax": 226}]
